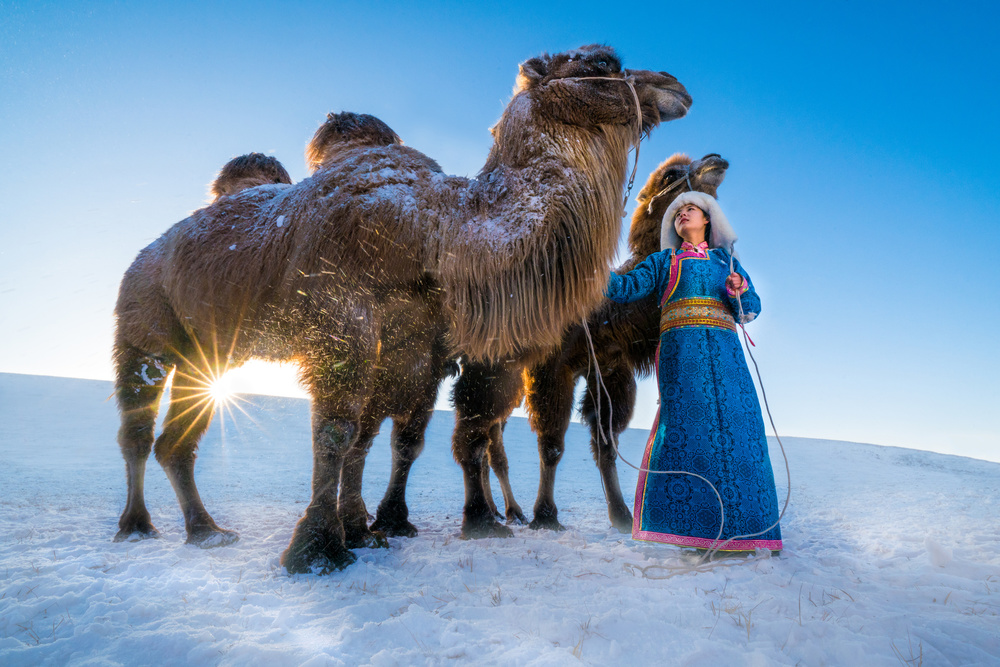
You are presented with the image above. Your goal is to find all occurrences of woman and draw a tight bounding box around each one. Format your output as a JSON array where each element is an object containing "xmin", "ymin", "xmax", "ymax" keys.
[{"xmin": 605, "ymin": 192, "xmax": 782, "ymax": 551}]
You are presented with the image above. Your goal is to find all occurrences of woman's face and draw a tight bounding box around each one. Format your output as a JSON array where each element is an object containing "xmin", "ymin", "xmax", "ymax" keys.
[{"xmin": 674, "ymin": 204, "xmax": 708, "ymax": 243}]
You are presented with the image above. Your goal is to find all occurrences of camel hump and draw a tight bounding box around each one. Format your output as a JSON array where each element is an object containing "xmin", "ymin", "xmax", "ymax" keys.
[
  {"xmin": 307, "ymin": 112, "xmax": 403, "ymax": 172},
  {"xmin": 210, "ymin": 153, "xmax": 293, "ymax": 201}
]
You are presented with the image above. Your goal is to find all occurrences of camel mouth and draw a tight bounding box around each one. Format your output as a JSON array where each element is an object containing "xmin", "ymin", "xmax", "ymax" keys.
[
  {"xmin": 670, "ymin": 86, "xmax": 694, "ymax": 109},
  {"xmin": 650, "ymin": 74, "xmax": 693, "ymax": 109},
  {"xmin": 652, "ymin": 82, "xmax": 692, "ymax": 121},
  {"xmin": 693, "ymin": 154, "xmax": 729, "ymax": 174}
]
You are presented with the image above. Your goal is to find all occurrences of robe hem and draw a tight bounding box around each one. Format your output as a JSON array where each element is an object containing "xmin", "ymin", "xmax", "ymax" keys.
[{"xmin": 631, "ymin": 529, "xmax": 782, "ymax": 551}]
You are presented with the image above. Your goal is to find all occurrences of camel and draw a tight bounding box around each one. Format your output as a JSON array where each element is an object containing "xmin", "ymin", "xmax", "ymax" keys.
[
  {"xmin": 524, "ymin": 153, "xmax": 730, "ymax": 532},
  {"xmin": 307, "ymin": 112, "xmax": 527, "ymax": 540},
  {"xmin": 112, "ymin": 44, "xmax": 691, "ymax": 573},
  {"xmin": 303, "ymin": 111, "xmax": 459, "ymax": 548},
  {"xmin": 210, "ymin": 153, "xmax": 292, "ymax": 200}
]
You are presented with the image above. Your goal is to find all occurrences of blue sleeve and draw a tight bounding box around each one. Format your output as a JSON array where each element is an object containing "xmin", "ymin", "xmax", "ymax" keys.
[
  {"xmin": 605, "ymin": 250, "xmax": 670, "ymax": 303},
  {"xmin": 723, "ymin": 254, "xmax": 760, "ymax": 324}
]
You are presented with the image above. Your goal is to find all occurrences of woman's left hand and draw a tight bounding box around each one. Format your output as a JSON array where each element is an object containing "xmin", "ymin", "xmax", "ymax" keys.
[{"xmin": 726, "ymin": 273, "xmax": 744, "ymax": 291}]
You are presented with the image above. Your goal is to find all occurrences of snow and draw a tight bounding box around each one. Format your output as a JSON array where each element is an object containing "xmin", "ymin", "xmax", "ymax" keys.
[
  {"xmin": 1, "ymin": 372, "xmax": 998, "ymax": 665},
  {"xmin": 138, "ymin": 361, "xmax": 166, "ymax": 387}
]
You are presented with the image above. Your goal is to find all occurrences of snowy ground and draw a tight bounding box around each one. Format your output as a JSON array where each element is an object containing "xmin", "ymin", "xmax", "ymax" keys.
[{"xmin": 1, "ymin": 373, "xmax": 998, "ymax": 666}]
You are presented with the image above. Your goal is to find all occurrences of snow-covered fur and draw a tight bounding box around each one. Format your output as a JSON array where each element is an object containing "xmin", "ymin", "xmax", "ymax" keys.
[
  {"xmin": 661, "ymin": 191, "xmax": 738, "ymax": 255},
  {"xmin": 209, "ymin": 153, "xmax": 292, "ymax": 201},
  {"xmin": 112, "ymin": 44, "xmax": 691, "ymax": 573},
  {"xmin": 305, "ymin": 112, "xmax": 405, "ymax": 173}
]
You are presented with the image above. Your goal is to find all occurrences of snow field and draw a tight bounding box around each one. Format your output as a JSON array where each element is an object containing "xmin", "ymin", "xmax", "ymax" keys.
[{"xmin": 1, "ymin": 374, "xmax": 998, "ymax": 665}]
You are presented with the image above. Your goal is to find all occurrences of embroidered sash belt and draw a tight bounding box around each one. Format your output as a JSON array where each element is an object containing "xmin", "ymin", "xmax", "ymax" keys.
[{"xmin": 660, "ymin": 297, "xmax": 735, "ymax": 334}]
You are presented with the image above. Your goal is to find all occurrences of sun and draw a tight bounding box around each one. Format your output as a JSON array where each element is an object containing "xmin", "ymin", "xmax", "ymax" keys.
[{"xmin": 207, "ymin": 374, "xmax": 236, "ymax": 406}]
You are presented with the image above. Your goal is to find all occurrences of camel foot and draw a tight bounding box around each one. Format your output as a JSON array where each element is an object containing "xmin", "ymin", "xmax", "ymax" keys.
[
  {"xmin": 343, "ymin": 524, "xmax": 389, "ymax": 550},
  {"xmin": 186, "ymin": 525, "xmax": 240, "ymax": 549},
  {"xmin": 115, "ymin": 512, "xmax": 161, "ymax": 542},
  {"xmin": 461, "ymin": 515, "xmax": 514, "ymax": 539},
  {"xmin": 529, "ymin": 514, "xmax": 566, "ymax": 532},
  {"xmin": 281, "ymin": 527, "xmax": 356, "ymax": 574},
  {"xmin": 113, "ymin": 525, "xmax": 161, "ymax": 542},
  {"xmin": 371, "ymin": 514, "xmax": 419, "ymax": 539},
  {"xmin": 485, "ymin": 499, "xmax": 504, "ymax": 523},
  {"xmin": 506, "ymin": 507, "xmax": 528, "ymax": 526},
  {"xmin": 609, "ymin": 507, "xmax": 634, "ymax": 533}
]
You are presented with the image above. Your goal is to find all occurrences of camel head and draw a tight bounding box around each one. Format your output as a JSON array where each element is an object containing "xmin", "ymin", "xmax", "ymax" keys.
[
  {"xmin": 449, "ymin": 47, "xmax": 691, "ymax": 361},
  {"xmin": 210, "ymin": 153, "xmax": 292, "ymax": 201},
  {"xmin": 628, "ymin": 152, "xmax": 729, "ymax": 257},
  {"xmin": 306, "ymin": 111, "xmax": 404, "ymax": 173},
  {"xmin": 513, "ymin": 44, "xmax": 692, "ymax": 136}
]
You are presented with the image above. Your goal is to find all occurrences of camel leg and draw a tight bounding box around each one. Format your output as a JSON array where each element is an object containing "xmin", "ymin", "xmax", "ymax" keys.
[
  {"xmin": 339, "ymin": 413, "xmax": 387, "ymax": 549},
  {"xmin": 581, "ymin": 367, "xmax": 636, "ymax": 532},
  {"xmin": 486, "ymin": 420, "xmax": 527, "ymax": 524},
  {"xmin": 479, "ymin": 454, "xmax": 505, "ymax": 521},
  {"xmin": 282, "ymin": 333, "xmax": 376, "ymax": 574},
  {"xmin": 113, "ymin": 345, "xmax": 171, "ymax": 541},
  {"xmin": 452, "ymin": 359, "xmax": 524, "ymax": 539},
  {"xmin": 371, "ymin": 406, "xmax": 433, "ymax": 538},
  {"xmin": 153, "ymin": 362, "xmax": 237, "ymax": 547},
  {"xmin": 281, "ymin": 404, "xmax": 360, "ymax": 574},
  {"xmin": 525, "ymin": 360, "xmax": 575, "ymax": 531}
]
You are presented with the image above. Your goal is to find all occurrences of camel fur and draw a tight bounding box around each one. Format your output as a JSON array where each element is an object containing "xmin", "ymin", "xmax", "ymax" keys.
[
  {"xmin": 305, "ymin": 112, "xmax": 458, "ymax": 548},
  {"xmin": 306, "ymin": 113, "xmax": 528, "ymax": 535},
  {"xmin": 210, "ymin": 152, "xmax": 292, "ymax": 201},
  {"xmin": 112, "ymin": 44, "xmax": 691, "ymax": 573}
]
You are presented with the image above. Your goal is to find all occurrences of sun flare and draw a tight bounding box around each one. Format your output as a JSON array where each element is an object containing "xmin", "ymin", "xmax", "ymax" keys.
[{"xmin": 207, "ymin": 375, "xmax": 236, "ymax": 406}]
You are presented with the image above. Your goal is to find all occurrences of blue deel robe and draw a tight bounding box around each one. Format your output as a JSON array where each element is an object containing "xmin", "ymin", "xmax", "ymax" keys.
[{"xmin": 606, "ymin": 245, "xmax": 783, "ymax": 551}]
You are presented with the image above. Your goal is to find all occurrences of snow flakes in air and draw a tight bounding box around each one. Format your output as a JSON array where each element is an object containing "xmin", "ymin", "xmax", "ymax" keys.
[
  {"xmin": 276, "ymin": 215, "xmax": 285, "ymax": 228},
  {"xmin": 229, "ymin": 244, "xmax": 237, "ymax": 251}
]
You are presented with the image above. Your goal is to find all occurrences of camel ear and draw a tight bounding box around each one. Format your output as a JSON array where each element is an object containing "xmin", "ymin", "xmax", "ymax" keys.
[{"xmin": 515, "ymin": 57, "xmax": 548, "ymax": 93}]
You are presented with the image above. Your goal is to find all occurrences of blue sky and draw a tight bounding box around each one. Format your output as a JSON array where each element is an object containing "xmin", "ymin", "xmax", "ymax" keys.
[{"xmin": 1, "ymin": 1, "xmax": 997, "ymax": 460}]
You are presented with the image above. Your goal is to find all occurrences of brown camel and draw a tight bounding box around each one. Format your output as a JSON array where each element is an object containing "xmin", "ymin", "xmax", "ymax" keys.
[
  {"xmin": 308, "ymin": 112, "xmax": 528, "ymax": 536},
  {"xmin": 524, "ymin": 153, "xmax": 730, "ymax": 532},
  {"xmin": 112, "ymin": 44, "xmax": 691, "ymax": 573},
  {"xmin": 305, "ymin": 111, "xmax": 459, "ymax": 548}
]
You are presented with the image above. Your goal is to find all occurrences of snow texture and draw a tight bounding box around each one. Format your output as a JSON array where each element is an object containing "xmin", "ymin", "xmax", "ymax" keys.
[{"xmin": 1, "ymin": 373, "xmax": 998, "ymax": 665}]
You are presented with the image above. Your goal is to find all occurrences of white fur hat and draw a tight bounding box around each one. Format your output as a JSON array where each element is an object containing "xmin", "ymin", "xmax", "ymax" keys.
[{"xmin": 661, "ymin": 191, "xmax": 738, "ymax": 256}]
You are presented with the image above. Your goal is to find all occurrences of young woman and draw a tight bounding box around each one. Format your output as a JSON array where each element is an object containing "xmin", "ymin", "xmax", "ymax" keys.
[{"xmin": 605, "ymin": 192, "xmax": 782, "ymax": 551}]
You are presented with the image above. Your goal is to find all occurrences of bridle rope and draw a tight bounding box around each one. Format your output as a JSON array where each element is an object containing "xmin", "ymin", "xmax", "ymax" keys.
[{"xmin": 644, "ymin": 167, "xmax": 693, "ymax": 214}]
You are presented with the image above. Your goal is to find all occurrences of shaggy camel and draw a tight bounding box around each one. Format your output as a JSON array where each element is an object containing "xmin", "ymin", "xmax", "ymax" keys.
[
  {"xmin": 524, "ymin": 153, "xmax": 730, "ymax": 532},
  {"xmin": 305, "ymin": 111, "xmax": 460, "ymax": 548},
  {"xmin": 113, "ymin": 112, "xmax": 432, "ymax": 555},
  {"xmin": 113, "ymin": 44, "xmax": 691, "ymax": 573},
  {"xmin": 308, "ymin": 112, "xmax": 524, "ymax": 542}
]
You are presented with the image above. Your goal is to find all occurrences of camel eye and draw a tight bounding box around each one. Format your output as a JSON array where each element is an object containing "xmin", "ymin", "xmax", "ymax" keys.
[{"xmin": 597, "ymin": 60, "xmax": 608, "ymax": 68}]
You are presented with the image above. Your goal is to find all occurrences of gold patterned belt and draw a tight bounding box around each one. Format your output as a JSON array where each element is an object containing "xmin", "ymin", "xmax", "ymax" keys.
[{"xmin": 660, "ymin": 297, "xmax": 736, "ymax": 334}]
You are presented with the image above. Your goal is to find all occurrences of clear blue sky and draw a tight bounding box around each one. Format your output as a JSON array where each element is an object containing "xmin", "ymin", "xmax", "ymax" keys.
[{"xmin": 1, "ymin": 1, "xmax": 997, "ymax": 461}]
